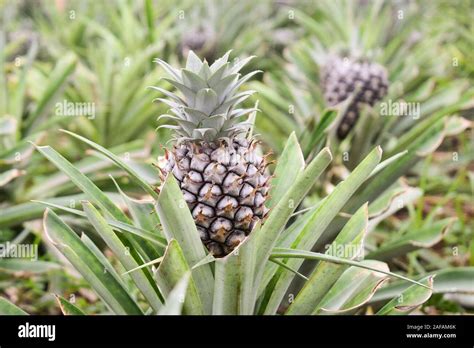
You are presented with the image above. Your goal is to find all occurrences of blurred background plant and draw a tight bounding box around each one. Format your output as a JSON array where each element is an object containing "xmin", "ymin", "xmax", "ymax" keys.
[{"xmin": 0, "ymin": 0, "xmax": 472, "ymax": 314}]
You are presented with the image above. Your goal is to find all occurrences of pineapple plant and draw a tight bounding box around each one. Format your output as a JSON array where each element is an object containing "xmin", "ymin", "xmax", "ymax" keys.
[
  {"xmin": 321, "ymin": 54, "xmax": 389, "ymax": 138},
  {"xmin": 2, "ymin": 51, "xmax": 455, "ymax": 317},
  {"xmin": 251, "ymin": 0, "xmax": 473, "ymax": 157},
  {"xmin": 247, "ymin": 0, "xmax": 473, "ymax": 302},
  {"xmin": 154, "ymin": 51, "xmax": 269, "ymax": 256}
]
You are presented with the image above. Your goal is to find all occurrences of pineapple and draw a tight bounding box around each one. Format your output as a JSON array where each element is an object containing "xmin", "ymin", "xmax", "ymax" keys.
[
  {"xmin": 154, "ymin": 51, "xmax": 270, "ymax": 257},
  {"xmin": 321, "ymin": 55, "xmax": 389, "ymax": 139}
]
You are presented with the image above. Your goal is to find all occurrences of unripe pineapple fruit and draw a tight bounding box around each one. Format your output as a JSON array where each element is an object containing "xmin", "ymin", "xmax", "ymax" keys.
[
  {"xmin": 154, "ymin": 51, "xmax": 270, "ymax": 257},
  {"xmin": 321, "ymin": 56, "xmax": 389, "ymax": 139}
]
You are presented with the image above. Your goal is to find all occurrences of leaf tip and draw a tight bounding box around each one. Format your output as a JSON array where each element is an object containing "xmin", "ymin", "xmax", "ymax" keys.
[
  {"xmin": 321, "ymin": 146, "xmax": 333, "ymax": 161},
  {"xmin": 27, "ymin": 140, "xmax": 40, "ymax": 149},
  {"xmin": 375, "ymin": 145, "xmax": 383, "ymax": 156}
]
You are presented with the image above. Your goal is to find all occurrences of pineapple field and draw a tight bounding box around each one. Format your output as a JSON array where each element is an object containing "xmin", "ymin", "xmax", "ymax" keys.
[{"xmin": 0, "ymin": 0, "xmax": 473, "ymax": 340}]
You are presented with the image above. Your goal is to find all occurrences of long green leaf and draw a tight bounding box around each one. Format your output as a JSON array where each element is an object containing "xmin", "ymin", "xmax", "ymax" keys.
[
  {"xmin": 158, "ymin": 273, "xmax": 190, "ymax": 315},
  {"xmin": 111, "ymin": 177, "xmax": 163, "ymax": 259},
  {"xmin": 34, "ymin": 144, "xmax": 159, "ymax": 263},
  {"xmin": 60, "ymin": 130, "xmax": 158, "ymax": 198},
  {"xmin": 156, "ymin": 175, "xmax": 214, "ymax": 313},
  {"xmin": 262, "ymin": 147, "xmax": 382, "ymax": 314},
  {"xmin": 319, "ymin": 123, "xmax": 444, "ymax": 249},
  {"xmin": 267, "ymin": 132, "xmax": 305, "ymax": 208},
  {"xmin": 34, "ymin": 144, "xmax": 127, "ymax": 222},
  {"xmin": 26, "ymin": 53, "xmax": 77, "ymax": 132},
  {"xmin": 155, "ymin": 240, "xmax": 203, "ymax": 315},
  {"xmin": 376, "ymin": 276, "xmax": 434, "ymax": 315},
  {"xmin": 80, "ymin": 233, "xmax": 127, "ymax": 289},
  {"xmin": 314, "ymin": 260, "xmax": 389, "ymax": 314},
  {"xmin": 303, "ymin": 109, "xmax": 338, "ymax": 157},
  {"xmin": 82, "ymin": 201, "xmax": 163, "ymax": 311},
  {"xmin": 367, "ymin": 219, "xmax": 452, "ymax": 261},
  {"xmin": 212, "ymin": 253, "xmax": 240, "ymax": 314},
  {"xmin": 371, "ymin": 267, "xmax": 474, "ymax": 303},
  {"xmin": 43, "ymin": 209, "xmax": 143, "ymax": 315},
  {"xmin": 252, "ymin": 147, "xmax": 333, "ymax": 298},
  {"xmin": 286, "ymin": 204, "xmax": 368, "ymax": 315},
  {"xmin": 212, "ymin": 223, "xmax": 259, "ymax": 315},
  {"xmin": 0, "ymin": 297, "xmax": 28, "ymax": 315},
  {"xmin": 113, "ymin": 177, "xmax": 161, "ymax": 236},
  {"xmin": 0, "ymin": 259, "xmax": 60, "ymax": 274},
  {"xmin": 55, "ymin": 295, "xmax": 86, "ymax": 315},
  {"xmin": 270, "ymin": 248, "xmax": 431, "ymax": 289},
  {"xmin": 0, "ymin": 194, "xmax": 87, "ymax": 228},
  {"xmin": 34, "ymin": 200, "xmax": 166, "ymax": 247}
]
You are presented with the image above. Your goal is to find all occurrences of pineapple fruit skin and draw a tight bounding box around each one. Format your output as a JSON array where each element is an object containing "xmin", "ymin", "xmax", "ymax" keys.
[
  {"xmin": 322, "ymin": 56, "xmax": 389, "ymax": 139},
  {"xmin": 164, "ymin": 138, "xmax": 269, "ymax": 257}
]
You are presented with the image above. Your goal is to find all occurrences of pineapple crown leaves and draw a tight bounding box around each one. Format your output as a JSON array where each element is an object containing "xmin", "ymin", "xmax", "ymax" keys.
[{"xmin": 152, "ymin": 50, "xmax": 262, "ymax": 142}]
